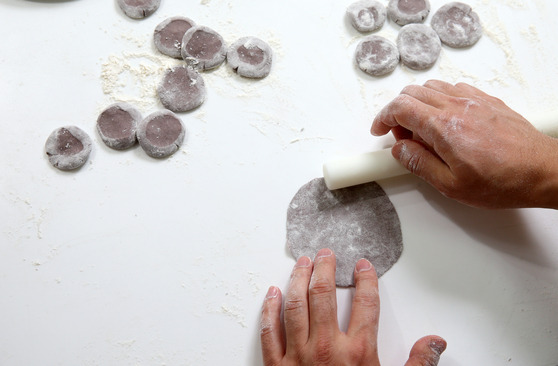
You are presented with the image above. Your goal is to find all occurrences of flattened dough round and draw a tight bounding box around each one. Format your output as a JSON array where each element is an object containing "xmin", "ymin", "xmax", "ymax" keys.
[
  {"xmin": 45, "ymin": 126, "xmax": 92, "ymax": 171},
  {"xmin": 154, "ymin": 16, "xmax": 196, "ymax": 58},
  {"xmin": 355, "ymin": 35, "xmax": 399, "ymax": 76},
  {"xmin": 116, "ymin": 0, "xmax": 160, "ymax": 19},
  {"xmin": 397, "ymin": 24, "xmax": 441, "ymax": 70},
  {"xmin": 227, "ymin": 37, "xmax": 273, "ymax": 79},
  {"xmin": 287, "ymin": 178, "xmax": 403, "ymax": 287},
  {"xmin": 346, "ymin": 0, "xmax": 387, "ymax": 33},
  {"xmin": 157, "ymin": 66, "xmax": 206, "ymax": 112},
  {"xmin": 431, "ymin": 2, "xmax": 482, "ymax": 48},
  {"xmin": 388, "ymin": 0, "xmax": 430, "ymax": 26},
  {"xmin": 96, "ymin": 102, "xmax": 141, "ymax": 150},
  {"xmin": 181, "ymin": 25, "xmax": 227, "ymax": 71},
  {"xmin": 137, "ymin": 110, "xmax": 186, "ymax": 158}
]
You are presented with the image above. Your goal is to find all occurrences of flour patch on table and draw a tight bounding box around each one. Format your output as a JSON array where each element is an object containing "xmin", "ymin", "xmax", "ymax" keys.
[{"xmin": 286, "ymin": 178, "xmax": 403, "ymax": 287}]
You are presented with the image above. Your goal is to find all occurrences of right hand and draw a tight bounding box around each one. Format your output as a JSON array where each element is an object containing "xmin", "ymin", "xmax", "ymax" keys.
[{"xmin": 371, "ymin": 80, "xmax": 558, "ymax": 209}]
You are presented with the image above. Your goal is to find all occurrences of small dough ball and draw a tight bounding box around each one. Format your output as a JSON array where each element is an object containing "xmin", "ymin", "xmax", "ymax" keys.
[
  {"xmin": 431, "ymin": 2, "xmax": 482, "ymax": 48},
  {"xmin": 355, "ymin": 35, "xmax": 399, "ymax": 76},
  {"xmin": 154, "ymin": 17, "xmax": 196, "ymax": 59},
  {"xmin": 287, "ymin": 178, "xmax": 403, "ymax": 287},
  {"xmin": 96, "ymin": 103, "xmax": 141, "ymax": 150},
  {"xmin": 45, "ymin": 126, "xmax": 92, "ymax": 171},
  {"xmin": 346, "ymin": 0, "xmax": 387, "ymax": 33},
  {"xmin": 387, "ymin": 0, "xmax": 430, "ymax": 26},
  {"xmin": 397, "ymin": 24, "xmax": 441, "ymax": 70},
  {"xmin": 227, "ymin": 37, "xmax": 273, "ymax": 79},
  {"xmin": 181, "ymin": 25, "xmax": 227, "ymax": 71},
  {"xmin": 137, "ymin": 110, "xmax": 186, "ymax": 158},
  {"xmin": 116, "ymin": 0, "xmax": 160, "ymax": 19},
  {"xmin": 157, "ymin": 66, "xmax": 206, "ymax": 113}
]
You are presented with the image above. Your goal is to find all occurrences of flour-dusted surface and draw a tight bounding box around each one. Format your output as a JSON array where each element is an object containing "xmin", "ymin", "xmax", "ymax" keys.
[
  {"xmin": 287, "ymin": 178, "xmax": 403, "ymax": 287},
  {"xmin": 2, "ymin": 0, "xmax": 558, "ymax": 365}
]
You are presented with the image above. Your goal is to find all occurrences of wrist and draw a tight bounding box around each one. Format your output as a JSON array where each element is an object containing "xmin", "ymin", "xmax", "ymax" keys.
[{"xmin": 531, "ymin": 136, "xmax": 558, "ymax": 209}]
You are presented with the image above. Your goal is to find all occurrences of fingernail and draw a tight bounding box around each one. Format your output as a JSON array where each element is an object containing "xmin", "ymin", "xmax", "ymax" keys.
[
  {"xmin": 355, "ymin": 258, "xmax": 372, "ymax": 273},
  {"xmin": 295, "ymin": 256, "xmax": 312, "ymax": 268},
  {"xmin": 430, "ymin": 338, "xmax": 447, "ymax": 355},
  {"xmin": 265, "ymin": 286, "xmax": 279, "ymax": 299},
  {"xmin": 315, "ymin": 248, "xmax": 333, "ymax": 260}
]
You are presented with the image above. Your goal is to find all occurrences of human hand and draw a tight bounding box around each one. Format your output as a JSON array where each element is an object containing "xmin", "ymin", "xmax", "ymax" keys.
[
  {"xmin": 260, "ymin": 248, "xmax": 446, "ymax": 365},
  {"xmin": 371, "ymin": 80, "xmax": 558, "ymax": 209}
]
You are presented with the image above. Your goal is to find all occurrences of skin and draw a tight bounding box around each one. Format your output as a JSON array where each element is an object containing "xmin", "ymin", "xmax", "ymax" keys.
[
  {"xmin": 371, "ymin": 80, "xmax": 558, "ymax": 209},
  {"xmin": 261, "ymin": 248, "xmax": 446, "ymax": 365}
]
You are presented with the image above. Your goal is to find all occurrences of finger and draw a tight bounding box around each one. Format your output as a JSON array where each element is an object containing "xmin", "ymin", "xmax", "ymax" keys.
[
  {"xmin": 391, "ymin": 139, "xmax": 454, "ymax": 185},
  {"xmin": 308, "ymin": 248, "xmax": 339, "ymax": 336},
  {"xmin": 371, "ymin": 94, "xmax": 442, "ymax": 147},
  {"xmin": 347, "ymin": 259, "xmax": 380, "ymax": 340},
  {"xmin": 260, "ymin": 286, "xmax": 285, "ymax": 366},
  {"xmin": 400, "ymin": 84, "xmax": 458, "ymax": 110},
  {"xmin": 392, "ymin": 125, "xmax": 413, "ymax": 141},
  {"xmin": 283, "ymin": 256, "xmax": 313, "ymax": 353},
  {"xmin": 404, "ymin": 336, "xmax": 447, "ymax": 366},
  {"xmin": 423, "ymin": 79, "xmax": 462, "ymax": 96}
]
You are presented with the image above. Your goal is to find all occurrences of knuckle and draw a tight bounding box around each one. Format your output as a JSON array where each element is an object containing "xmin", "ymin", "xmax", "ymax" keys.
[
  {"xmin": 311, "ymin": 338, "xmax": 335, "ymax": 364},
  {"xmin": 284, "ymin": 298, "xmax": 305, "ymax": 312},
  {"xmin": 348, "ymin": 340, "xmax": 375, "ymax": 363},
  {"xmin": 405, "ymin": 150, "xmax": 425, "ymax": 176},
  {"xmin": 308, "ymin": 277, "xmax": 335, "ymax": 297},
  {"xmin": 352, "ymin": 292, "xmax": 379, "ymax": 311},
  {"xmin": 401, "ymin": 84, "xmax": 421, "ymax": 96}
]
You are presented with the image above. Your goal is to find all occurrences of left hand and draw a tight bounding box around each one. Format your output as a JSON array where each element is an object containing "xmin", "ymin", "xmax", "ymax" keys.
[{"xmin": 260, "ymin": 248, "xmax": 447, "ymax": 365}]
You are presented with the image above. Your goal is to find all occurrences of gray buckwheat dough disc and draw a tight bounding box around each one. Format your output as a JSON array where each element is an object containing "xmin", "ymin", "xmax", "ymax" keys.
[
  {"xmin": 116, "ymin": 0, "xmax": 160, "ymax": 19},
  {"xmin": 154, "ymin": 17, "xmax": 196, "ymax": 59},
  {"xmin": 96, "ymin": 103, "xmax": 141, "ymax": 150},
  {"xmin": 181, "ymin": 25, "xmax": 227, "ymax": 71},
  {"xmin": 397, "ymin": 24, "xmax": 441, "ymax": 70},
  {"xmin": 137, "ymin": 110, "xmax": 186, "ymax": 158},
  {"xmin": 157, "ymin": 66, "xmax": 206, "ymax": 112},
  {"xmin": 431, "ymin": 2, "xmax": 482, "ymax": 48},
  {"xmin": 227, "ymin": 37, "xmax": 273, "ymax": 79},
  {"xmin": 355, "ymin": 35, "xmax": 399, "ymax": 76},
  {"xmin": 387, "ymin": 0, "xmax": 430, "ymax": 26},
  {"xmin": 286, "ymin": 178, "xmax": 403, "ymax": 287},
  {"xmin": 346, "ymin": 0, "xmax": 387, "ymax": 33},
  {"xmin": 45, "ymin": 126, "xmax": 92, "ymax": 171}
]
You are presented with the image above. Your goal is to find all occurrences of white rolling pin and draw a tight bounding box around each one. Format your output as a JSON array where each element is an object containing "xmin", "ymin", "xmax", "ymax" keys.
[{"xmin": 323, "ymin": 113, "xmax": 558, "ymax": 190}]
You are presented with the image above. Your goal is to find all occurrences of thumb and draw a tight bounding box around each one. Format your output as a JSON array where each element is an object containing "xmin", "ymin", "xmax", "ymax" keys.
[
  {"xmin": 392, "ymin": 140, "xmax": 452, "ymax": 185},
  {"xmin": 404, "ymin": 336, "xmax": 447, "ymax": 366}
]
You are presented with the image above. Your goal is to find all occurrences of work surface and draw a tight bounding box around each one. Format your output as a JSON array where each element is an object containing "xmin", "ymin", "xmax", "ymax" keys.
[{"xmin": 1, "ymin": 0, "xmax": 558, "ymax": 365}]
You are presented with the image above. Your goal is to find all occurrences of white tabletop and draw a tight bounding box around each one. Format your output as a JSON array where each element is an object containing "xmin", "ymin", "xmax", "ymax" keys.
[{"xmin": 1, "ymin": 0, "xmax": 558, "ymax": 365}]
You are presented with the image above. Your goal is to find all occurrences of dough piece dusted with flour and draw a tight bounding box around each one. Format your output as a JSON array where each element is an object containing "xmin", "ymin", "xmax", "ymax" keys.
[
  {"xmin": 346, "ymin": 0, "xmax": 387, "ymax": 33},
  {"xmin": 154, "ymin": 17, "xmax": 196, "ymax": 59},
  {"xmin": 227, "ymin": 37, "xmax": 273, "ymax": 79},
  {"xmin": 116, "ymin": 0, "xmax": 160, "ymax": 19},
  {"xmin": 431, "ymin": 2, "xmax": 482, "ymax": 48},
  {"xmin": 286, "ymin": 178, "xmax": 403, "ymax": 287},
  {"xmin": 158, "ymin": 66, "xmax": 206, "ymax": 112},
  {"xmin": 96, "ymin": 103, "xmax": 141, "ymax": 150},
  {"xmin": 181, "ymin": 25, "xmax": 227, "ymax": 71},
  {"xmin": 355, "ymin": 35, "xmax": 399, "ymax": 76},
  {"xmin": 397, "ymin": 24, "xmax": 441, "ymax": 70},
  {"xmin": 387, "ymin": 0, "xmax": 430, "ymax": 26},
  {"xmin": 137, "ymin": 110, "xmax": 186, "ymax": 158},
  {"xmin": 45, "ymin": 126, "xmax": 92, "ymax": 171}
]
